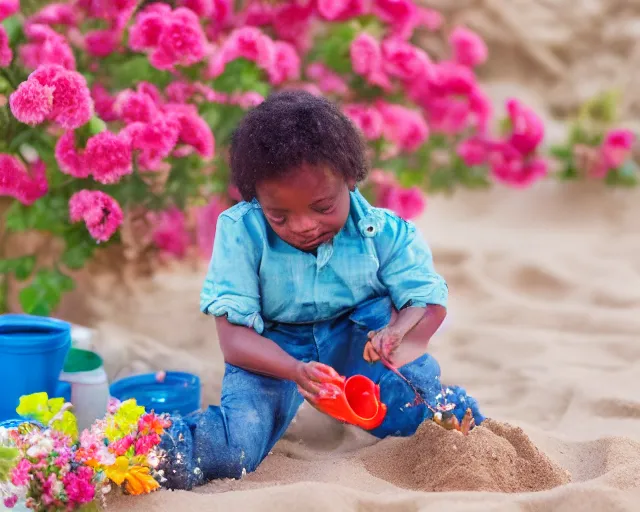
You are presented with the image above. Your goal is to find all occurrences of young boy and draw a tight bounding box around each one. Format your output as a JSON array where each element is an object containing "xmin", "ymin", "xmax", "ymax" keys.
[{"xmin": 160, "ymin": 91, "xmax": 484, "ymax": 489}]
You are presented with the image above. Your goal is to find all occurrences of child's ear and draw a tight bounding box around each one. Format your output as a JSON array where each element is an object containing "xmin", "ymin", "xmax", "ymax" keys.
[{"xmin": 347, "ymin": 177, "xmax": 357, "ymax": 191}]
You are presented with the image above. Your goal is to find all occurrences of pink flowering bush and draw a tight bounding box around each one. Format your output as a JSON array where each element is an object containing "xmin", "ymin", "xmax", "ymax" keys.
[{"xmin": 0, "ymin": 0, "xmax": 636, "ymax": 316}]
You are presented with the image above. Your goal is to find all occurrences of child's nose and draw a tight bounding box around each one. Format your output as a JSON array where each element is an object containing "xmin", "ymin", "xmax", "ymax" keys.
[{"xmin": 289, "ymin": 215, "xmax": 317, "ymax": 234}]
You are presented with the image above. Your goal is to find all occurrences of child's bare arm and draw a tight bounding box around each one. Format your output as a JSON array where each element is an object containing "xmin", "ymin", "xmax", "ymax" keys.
[
  {"xmin": 363, "ymin": 304, "xmax": 446, "ymax": 364},
  {"xmin": 215, "ymin": 317, "xmax": 337, "ymax": 400}
]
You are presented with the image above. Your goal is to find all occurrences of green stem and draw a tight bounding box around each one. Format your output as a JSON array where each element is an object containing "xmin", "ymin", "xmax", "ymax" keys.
[{"xmin": 0, "ymin": 68, "xmax": 17, "ymax": 90}]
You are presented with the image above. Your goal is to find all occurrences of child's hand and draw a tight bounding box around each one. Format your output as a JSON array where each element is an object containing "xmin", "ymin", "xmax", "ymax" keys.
[
  {"xmin": 363, "ymin": 327, "xmax": 404, "ymax": 365},
  {"xmin": 294, "ymin": 361, "xmax": 341, "ymax": 404}
]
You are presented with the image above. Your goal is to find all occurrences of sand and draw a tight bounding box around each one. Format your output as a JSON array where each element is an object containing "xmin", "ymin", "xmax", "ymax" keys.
[{"xmin": 61, "ymin": 181, "xmax": 640, "ymax": 511}]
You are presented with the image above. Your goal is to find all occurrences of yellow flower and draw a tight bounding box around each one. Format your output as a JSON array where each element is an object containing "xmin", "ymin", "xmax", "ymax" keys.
[{"xmin": 104, "ymin": 456, "xmax": 160, "ymax": 496}]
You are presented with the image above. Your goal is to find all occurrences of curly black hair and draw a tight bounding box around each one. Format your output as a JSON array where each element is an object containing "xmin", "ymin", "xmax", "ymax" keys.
[{"xmin": 229, "ymin": 90, "xmax": 369, "ymax": 201}]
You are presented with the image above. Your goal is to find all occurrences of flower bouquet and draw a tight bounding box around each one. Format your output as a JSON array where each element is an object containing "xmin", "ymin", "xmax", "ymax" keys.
[{"xmin": 0, "ymin": 392, "xmax": 170, "ymax": 510}]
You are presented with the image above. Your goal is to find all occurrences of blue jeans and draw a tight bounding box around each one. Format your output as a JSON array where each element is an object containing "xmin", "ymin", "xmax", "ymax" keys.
[{"xmin": 159, "ymin": 297, "xmax": 484, "ymax": 489}]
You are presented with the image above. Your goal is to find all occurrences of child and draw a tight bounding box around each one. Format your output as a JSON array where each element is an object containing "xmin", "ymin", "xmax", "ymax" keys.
[{"xmin": 159, "ymin": 91, "xmax": 484, "ymax": 489}]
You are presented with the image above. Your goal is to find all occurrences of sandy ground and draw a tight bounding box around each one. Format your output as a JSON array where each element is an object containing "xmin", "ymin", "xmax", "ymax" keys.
[{"xmin": 74, "ymin": 181, "xmax": 640, "ymax": 511}]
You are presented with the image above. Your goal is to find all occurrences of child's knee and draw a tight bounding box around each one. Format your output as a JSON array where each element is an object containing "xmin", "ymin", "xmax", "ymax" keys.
[{"xmin": 160, "ymin": 410, "xmax": 263, "ymax": 489}]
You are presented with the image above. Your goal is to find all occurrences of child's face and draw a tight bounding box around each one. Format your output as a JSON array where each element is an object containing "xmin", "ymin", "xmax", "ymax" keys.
[{"xmin": 256, "ymin": 164, "xmax": 354, "ymax": 252}]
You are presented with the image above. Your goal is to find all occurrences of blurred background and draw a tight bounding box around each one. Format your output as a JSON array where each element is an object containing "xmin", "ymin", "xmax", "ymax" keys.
[{"xmin": 0, "ymin": 0, "xmax": 638, "ymax": 433}]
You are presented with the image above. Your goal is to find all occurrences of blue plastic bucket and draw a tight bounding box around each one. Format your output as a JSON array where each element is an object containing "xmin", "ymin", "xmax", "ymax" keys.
[
  {"xmin": 0, "ymin": 314, "xmax": 72, "ymax": 421},
  {"xmin": 109, "ymin": 371, "xmax": 201, "ymax": 417}
]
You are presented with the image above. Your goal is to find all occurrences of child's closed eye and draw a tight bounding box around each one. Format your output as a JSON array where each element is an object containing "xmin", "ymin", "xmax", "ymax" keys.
[{"xmin": 314, "ymin": 203, "xmax": 335, "ymax": 214}]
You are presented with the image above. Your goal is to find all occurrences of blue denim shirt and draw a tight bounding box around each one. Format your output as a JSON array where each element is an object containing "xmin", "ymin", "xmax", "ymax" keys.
[{"xmin": 200, "ymin": 189, "xmax": 448, "ymax": 334}]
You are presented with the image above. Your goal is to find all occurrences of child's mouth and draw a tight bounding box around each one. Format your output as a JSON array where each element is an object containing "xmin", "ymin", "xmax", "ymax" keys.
[{"xmin": 299, "ymin": 232, "xmax": 331, "ymax": 250}]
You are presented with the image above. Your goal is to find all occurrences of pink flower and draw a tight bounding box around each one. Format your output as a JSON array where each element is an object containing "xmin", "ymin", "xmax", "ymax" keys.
[
  {"xmin": 79, "ymin": 0, "xmax": 136, "ymax": 21},
  {"xmin": 410, "ymin": 61, "xmax": 491, "ymax": 136},
  {"xmin": 450, "ymin": 26, "xmax": 488, "ymax": 68},
  {"xmin": 122, "ymin": 115, "xmax": 180, "ymax": 171},
  {"xmin": 211, "ymin": 27, "xmax": 275, "ymax": 78},
  {"xmin": 85, "ymin": 29, "xmax": 120, "ymax": 57},
  {"xmin": 10, "ymin": 458, "xmax": 31, "ymax": 487},
  {"xmin": 505, "ymin": 98, "xmax": 544, "ymax": 155},
  {"xmin": 457, "ymin": 136, "xmax": 488, "ymax": 166},
  {"xmin": 129, "ymin": 4, "xmax": 169, "ymax": 50},
  {"xmin": 91, "ymin": 83, "xmax": 117, "ymax": 121},
  {"xmin": 600, "ymin": 128, "xmax": 635, "ymax": 169},
  {"xmin": 0, "ymin": 26, "xmax": 12, "ymax": 66},
  {"xmin": 84, "ymin": 131, "xmax": 132, "ymax": 184},
  {"xmin": 306, "ymin": 62, "xmax": 348, "ymax": 95},
  {"xmin": 0, "ymin": 155, "xmax": 48, "ymax": 205},
  {"xmin": 63, "ymin": 466, "xmax": 95, "ymax": 505},
  {"xmin": 272, "ymin": 2, "xmax": 314, "ymax": 50},
  {"xmin": 239, "ymin": 1, "xmax": 273, "ymax": 26},
  {"xmin": 317, "ymin": 0, "xmax": 368, "ymax": 21},
  {"xmin": 343, "ymin": 103, "xmax": 383, "ymax": 140},
  {"xmin": 138, "ymin": 412, "xmax": 171, "ymax": 435},
  {"xmin": 114, "ymin": 87, "xmax": 160, "ymax": 124},
  {"xmin": 350, "ymin": 33, "xmax": 391, "ymax": 89},
  {"xmin": 134, "ymin": 433, "xmax": 161, "ymax": 455},
  {"xmin": 69, "ymin": 189, "xmax": 124, "ymax": 242},
  {"xmin": 382, "ymin": 185, "xmax": 425, "ymax": 220},
  {"xmin": 178, "ymin": 0, "xmax": 213, "ymax": 17},
  {"xmin": 0, "ymin": 0, "xmax": 18, "ymax": 22},
  {"xmin": 377, "ymin": 102, "xmax": 429, "ymax": 152},
  {"xmin": 28, "ymin": 64, "xmax": 94, "ymax": 129},
  {"xmin": 3, "ymin": 495, "xmax": 18, "ymax": 508},
  {"xmin": 230, "ymin": 91, "xmax": 264, "ymax": 109},
  {"xmin": 149, "ymin": 7, "xmax": 207, "ymax": 70},
  {"xmin": 149, "ymin": 207, "xmax": 190, "ymax": 259},
  {"xmin": 28, "ymin": 3, "xmax": 78, "ymax": 27},
  {"xmin": 268, "ymin": 41, "xmax": 301, "ymax": 85},
  {"xmin": 417, "ymin": 7, "xmax": 442, "ymax": 31},
  {"xmin": 488, "ymin": 142, "xmax": 547, "ymax": 188},
  {"xmin": 9, "ymin": 78, "xmax": 54, "ymax": 125},
  {"xmin": 382, "ymin": 38, "xmax": 433, "ymax": 82},
  {"xmin": 55, "ymin": 130, "xmax": 88, "ymax": 177},
  {"xmin": 373, "ymin": 0, "xmax": 419, "ymax": 39},
  {"xmin": 205, "ymin": 0, "xmax": 233, "ymax": 39},
  {"xmin": 20, "ymin": 23, "xmax": 76, "ymax": 70},
  {"xmin": 196, "ymin": 195, "xmax": 228, "ymax": 259},
  {"xmin": 108, "ymin": 434, "xmax": 135, "ymax": 456},
  {"xmin": 165, "ymin": 105, "xmax": 215, "ymax": 159}
]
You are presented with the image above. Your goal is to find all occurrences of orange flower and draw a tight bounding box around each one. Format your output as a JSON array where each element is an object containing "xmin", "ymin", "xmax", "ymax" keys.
[{"xmin": 104, "ymin": 456, "xmax": 160, "ymax": 495}]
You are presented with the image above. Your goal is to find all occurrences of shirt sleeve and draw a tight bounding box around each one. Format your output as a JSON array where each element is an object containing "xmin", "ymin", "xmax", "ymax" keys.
[
  {"xmin": 375, "ymin": 212, "xmax": 448, "ymax": 310},
  {"xmin": 199, "ymin": 213, "xmax": 265, "ymax": 334}
]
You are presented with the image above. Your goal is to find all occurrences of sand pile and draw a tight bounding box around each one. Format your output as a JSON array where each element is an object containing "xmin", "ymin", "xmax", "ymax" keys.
[{"xmin": 362, "ymin": 419, "xmax": 571, "ymax": 493}]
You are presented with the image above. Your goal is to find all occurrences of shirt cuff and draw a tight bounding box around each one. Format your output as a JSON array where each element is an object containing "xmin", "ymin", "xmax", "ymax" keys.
[
  {"xmin": 393, "ymin": 276, "xmax": 449, "ymax": 310},
  {"xmin": 201, "ymin": 298, "xmax": 265, "ymax": 334}
]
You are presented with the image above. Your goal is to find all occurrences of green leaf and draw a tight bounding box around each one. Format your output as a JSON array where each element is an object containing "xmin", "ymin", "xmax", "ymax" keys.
[
  {"xmin": 18, "ymin": 268, "xmax": 75, "ymax": 315},
  {"xmin": 61, "ymin": 242, "xmax": 95, "ymax": 270},
  {"xmin": 549, "ymin": 145, "xmax": 573, "ymax": 161},
  {"xmin": 0, "ymin": 446, "xmax": 19, "ymax": 482},
  {"xmin": 0, "ymin": 255, "xmax": 36, "ymax": 280},
  {"xmin": 108, "ymin": 54, "xmax": 173, "ymax": 90},
  {"xmin": 19, "ymin": 285, "xmax": 53, "ymax": 316},
  {"xmin": 13, "ymin": 255, "xmax": 36, "ymax": 280},
  {"xmin": 87, "ymin": 115, "xmax": 107, "ymax": 136},
  {"xmin": 211, "ymin": 58, "xmax": 270, "ymax": 96},
  {"xmin": 2, "ymin": 15, "xmax": 24, "ymax": 45},
  {"xmin": 605, "ymin": 160, "xmax": 639, "ymax": 187},
  {"xmin": 309, "ymin": 21, "xmax": 359, "ymax": 75},
  {"xmin": 15, "ymin": 392, "xmax": 78, "ymax": 439}
]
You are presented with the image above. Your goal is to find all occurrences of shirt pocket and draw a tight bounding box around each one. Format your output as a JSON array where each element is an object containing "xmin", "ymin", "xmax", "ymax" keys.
[{"xmin": 332, "ymin": 237, "xmax": 381, "ymax": 293}]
